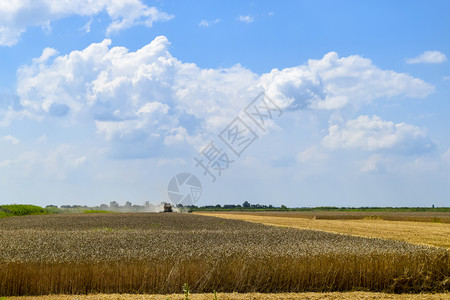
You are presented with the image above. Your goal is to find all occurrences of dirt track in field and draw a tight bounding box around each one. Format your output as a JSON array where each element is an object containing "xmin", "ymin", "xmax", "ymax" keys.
[{"xmin": 8, "ymin": 292, "xmax": 450, "ymax": 300}]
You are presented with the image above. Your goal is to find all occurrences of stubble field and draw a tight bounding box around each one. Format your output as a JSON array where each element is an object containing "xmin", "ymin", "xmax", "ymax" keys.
[
  {"xmin": 195, "ymin": 211, "xmax": 450, "ymax": 248},
  {"xmin": 0, "ymin": 213, "xmax": 449, "ymax": 297}
]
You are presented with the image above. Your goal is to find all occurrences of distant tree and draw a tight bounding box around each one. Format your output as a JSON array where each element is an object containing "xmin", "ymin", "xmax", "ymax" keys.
[
  {"xmin": 251, "ymin": 204, "xmax": 263, "ymax": 209},
  {"xmin": 125, "ymin": 201, "xmax": 132, "ymax": 208},
  {"xmin": 280, "ymin": 205, "xmax": 287, "ymax": 210},
  {"xmin": 223, "ymin": 204, "xmax": 238, "ymax": 209},
  {"xmin": 243, "ymin": 201, "xmax": 251, "ymax": 208},
  {"xmin": 110, "ymin": 201, "xmax": 119, "ymax": 208},
  {"xmin": 99, "ymin": 204, "xmax": 108, "ymax": 209}
]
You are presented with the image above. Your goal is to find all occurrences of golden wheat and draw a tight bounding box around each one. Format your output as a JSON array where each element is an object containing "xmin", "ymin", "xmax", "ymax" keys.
[{"xmin": 0, "ymin": 213, "xmax": 448, "ymax": 296}]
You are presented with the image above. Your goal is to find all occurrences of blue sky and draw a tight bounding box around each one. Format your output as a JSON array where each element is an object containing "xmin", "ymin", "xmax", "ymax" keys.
[{"xmin": 0, "ymin": 0, "xmax": 449, "ymax": 207}]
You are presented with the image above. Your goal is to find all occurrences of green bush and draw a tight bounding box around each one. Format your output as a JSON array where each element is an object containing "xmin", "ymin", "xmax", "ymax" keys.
[
  {"xmin": 0, "ymin": 205, "xmax": 45, "ymax": 217},
  {"xmin": 0, "ymin": 211, "xmax": 10, "ymax": 218}
]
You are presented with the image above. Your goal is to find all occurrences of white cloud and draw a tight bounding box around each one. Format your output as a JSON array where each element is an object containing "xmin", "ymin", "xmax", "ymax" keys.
[
  {"xmin": 323, "ymin": 115, "xmax": 435, "ymax": 154},
  {"xmin": 360, "ymin": 154, "xmax": 385, "ymax": 173},
  {"xmin": 36, "ymin": 47, "xmax": 59, "ymax": 63},
  {"xmin": 0, "ymin": 151, "xmax": 41, "ymax": 177},
  {"xmin": 95, "ymin": 101, "xmax": 169, "ymax": 142},
  {"xmin": 81, "ymin": 18, "xmax": 93, "ymax": 33},
  {"xmin": 239, "ymin": 15, "xmax": 254, "ymax": 23},
  {"xmin": 37, "ymin": 134, "xmax": 47, "ymax": 143},
  {"xmin": 360, "ymin": 154, "xmax": 441, "ymax": 175},
  {"xmin": 164, "ymin": 127, "xmax": 188, "ymax": 146},
  {"xmin": 297, "ymin": 146, "xmax": 328, "ymax": 163},
  {"xmin": 0, "ymin": 144, "xmax": 88, "ymax": 179},
  {"xmin": 43, "ymin": 145, "xmax": 87, "ymax": 179},
  {"xmin": 199, "ymin": 19, "xmax": 220, "ymax": 27},
  {"xmin": 261, "ymin": 52, "xmax": 434, "ymax": 111},
  {"xmin": 406, "ymin": 51, "xmax": 447, "ymax": 64},
  {"xmin": 199, "ymin": 20, "xmax": 209, "ymax": 27},
  {"xmin": 2, "ymin": 135, "xmax": 20, "ymax": 144},
  {"xmin": 104, "ymin": 1, "xmax": 173, "ymax": 35},
  {"xmin": 0, "ymin": 0, "xmax": 173, "ymax": 46},
  {"xmin": 0, "ymin": 92, "xmax": 32, "ymax": 126}
]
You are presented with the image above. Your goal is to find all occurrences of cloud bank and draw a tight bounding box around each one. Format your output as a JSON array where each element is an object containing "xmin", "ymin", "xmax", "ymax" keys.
[{"xmin": 11, "ymin": 36, "xmax": 435, "ymax": 160}]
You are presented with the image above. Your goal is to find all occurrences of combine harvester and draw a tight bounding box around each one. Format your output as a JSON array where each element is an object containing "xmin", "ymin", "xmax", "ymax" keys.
[{"xmin": 162, "ymin": 202, "xmax": 173, "ymax": 213}]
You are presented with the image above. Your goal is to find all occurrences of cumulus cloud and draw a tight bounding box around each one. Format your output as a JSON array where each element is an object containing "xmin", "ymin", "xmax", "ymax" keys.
[
  {"xmin": 16, "ymin": 36, "xmax": 260, "ymax": 157},
  {"xmin": 323, "ymin": 115, "xmax": 435, "ymax": 154},
  {"xmin": 14, "ymin": 36, "xmax": 435, "ymax": 158},
  {"xmin": 406, "ymin": 51, "xmax": 447, "ymax": 64},
  {"xmin": 0, "ymin": 0, "xmax": 173, "ymax": 46},
  {"xmin": 239, "ymin": 15, "xmax": 254, "ymax": 23},
  {"xmin": 261, "ymin": 52, "xmax": 434, "ymax": 110}
]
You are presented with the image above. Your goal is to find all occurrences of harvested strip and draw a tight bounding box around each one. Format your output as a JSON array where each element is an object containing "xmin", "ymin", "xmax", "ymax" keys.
[{"xmin": 195, "ymin": 212, "xmax": 450, "ymax": 248}]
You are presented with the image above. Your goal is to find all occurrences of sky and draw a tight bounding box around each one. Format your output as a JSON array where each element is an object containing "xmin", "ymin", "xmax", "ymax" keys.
[{"xmin": 0, "ymin": 0, "xmax": 449, "ymax": 208}]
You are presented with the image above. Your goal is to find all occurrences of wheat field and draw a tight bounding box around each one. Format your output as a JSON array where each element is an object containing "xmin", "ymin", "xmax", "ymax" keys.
[
  {"xmin": 6, "ymin": 291, "xmax": 450, "ymax": 300},
  {"xmin": 0, "ymin": 213, "xmax": 449, "ymax": 296}
]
